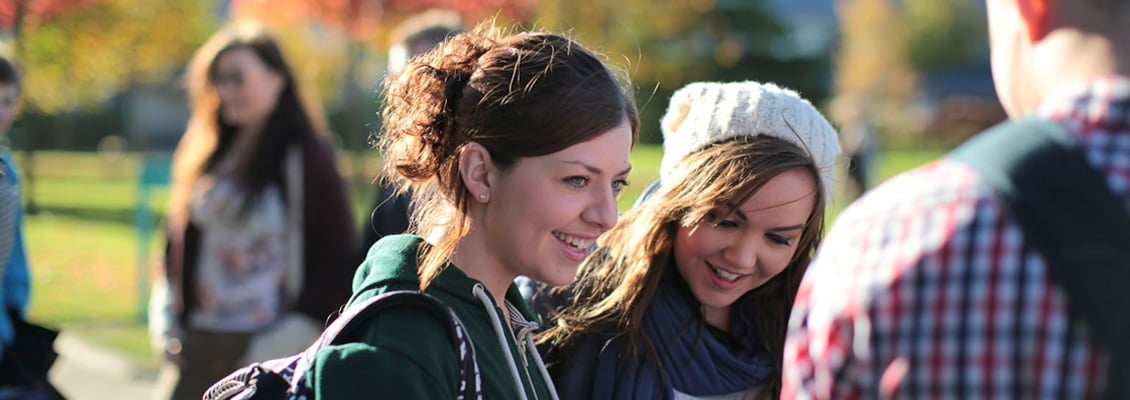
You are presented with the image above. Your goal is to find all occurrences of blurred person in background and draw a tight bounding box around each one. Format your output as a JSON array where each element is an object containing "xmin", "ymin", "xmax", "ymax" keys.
[
  {"xmin": 0, "ymin": 56, "xmax": 28, "ymax": 372},
  {"xmin": 359, "ymin": 8, "xmax": 466, "ymax": 261},
  {"xmin": 830, "ymin": 95, "xmax": 879, "ymax": 199},
  {"xmin": 784, "ymin": 0, "xmax": 1130, "ymax": 398},
  {"xmin": 150, "ymin": 23, "xmax": 357, "ymax": 400},
  {"xmin": 0, "ymin": 56, "xmax": 63, "ymax": 400}
]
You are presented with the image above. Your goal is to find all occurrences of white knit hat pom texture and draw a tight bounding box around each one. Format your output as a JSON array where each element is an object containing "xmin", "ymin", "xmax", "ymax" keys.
[{"xmin": 659, "ymin": 81, "xmax": 841, "ymax": 199}]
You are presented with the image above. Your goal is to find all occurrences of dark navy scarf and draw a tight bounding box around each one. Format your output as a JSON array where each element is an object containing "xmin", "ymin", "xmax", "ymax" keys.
[{"xmin": 588, "ymin": 274, "xmax": 774, "ymax": 399}]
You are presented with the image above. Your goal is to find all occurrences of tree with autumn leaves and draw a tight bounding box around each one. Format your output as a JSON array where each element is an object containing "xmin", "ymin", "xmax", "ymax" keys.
[
  {"xmin": 4, "ymin": 0, "xmax": 824, "ymax": 148},
  {"xmin": 1, "ymin": 0, "xmax": 987, "ymax": 148},
  {"xmin": 0, "ymin": 0, "xmax": 535, "ymax": 145},
  {"xmin": 1, "ymin": 0, "xmax": 213, "ymax": 114},
  {"xmin": 232, "ymin": 0, "xmax": 830, "ymax": 144},
  {"xmin": 0, "ymin": 0, "xmax": 213, "ymax": 212}
]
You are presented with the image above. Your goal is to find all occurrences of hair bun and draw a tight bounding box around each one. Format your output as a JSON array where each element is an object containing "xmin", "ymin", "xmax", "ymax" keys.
[{"xmin": 380, "ymin": 31, "xmax": 494, "ymax": 181}]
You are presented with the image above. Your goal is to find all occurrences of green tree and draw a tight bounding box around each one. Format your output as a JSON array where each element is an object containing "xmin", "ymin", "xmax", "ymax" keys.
[
  {"xmin": 534, "ymin": 0, "xmax": 828, "ymax": 143},
  {"xmin": 15, "ymin": 0, "xmax": 214, "ymax": 113},
  {"xmin": 3, "ymin": 0, "xmax": 213, "ymax": 212},
  {"xmin": 901, "ymin": 0, "xmax": 985, "ymax": 72}
]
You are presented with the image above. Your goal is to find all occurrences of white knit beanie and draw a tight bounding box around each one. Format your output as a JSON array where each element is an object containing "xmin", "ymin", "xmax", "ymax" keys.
[{"xmin": 660, "ymin": 81, "xmax": 841, "ymax": 199}]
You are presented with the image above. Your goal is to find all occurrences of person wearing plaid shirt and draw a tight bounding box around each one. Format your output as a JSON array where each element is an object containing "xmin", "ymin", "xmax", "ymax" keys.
[{"xmin": 782, "ymin": 0, "xmax": 1130, "ymax": 398}]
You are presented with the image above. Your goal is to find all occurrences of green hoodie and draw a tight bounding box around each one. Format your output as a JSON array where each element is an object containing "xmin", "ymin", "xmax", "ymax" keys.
[{"xmin": 307, "ymin": 234, "xmax": 558, "ymax": 399}]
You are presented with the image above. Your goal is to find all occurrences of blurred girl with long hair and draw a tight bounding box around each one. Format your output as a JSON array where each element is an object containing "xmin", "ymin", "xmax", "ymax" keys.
[{"xmin": 152, "ymin": 23, "xmax": 357, "ymax": 400}]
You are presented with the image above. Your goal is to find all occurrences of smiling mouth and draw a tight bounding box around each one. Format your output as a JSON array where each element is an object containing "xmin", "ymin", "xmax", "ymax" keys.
[
  {"xmin": 707, "ymin": 262, "xmax": 743, "ymax": 282},
  {"xmin": 553, "ymin": 231, "xmax": 593, "ymax": 251}
]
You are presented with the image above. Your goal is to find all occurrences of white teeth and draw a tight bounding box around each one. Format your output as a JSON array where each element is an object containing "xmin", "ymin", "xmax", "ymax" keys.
[
  {"xmin": 710, "ymin": 264, "xmax": 741, "ymax": 282},
  {"xmin": 553, "ymin": 232, "xmax": 592, "ymax": 250}
]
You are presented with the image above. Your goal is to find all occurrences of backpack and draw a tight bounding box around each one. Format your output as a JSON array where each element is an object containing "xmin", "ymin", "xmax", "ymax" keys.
[
  {"xmin": 946, "ymin": 117, "xmax": 1130, "ymax": 400},
  {"xmin": 203, "ymin": 290, "xmax": 481, "ymax": 400}
]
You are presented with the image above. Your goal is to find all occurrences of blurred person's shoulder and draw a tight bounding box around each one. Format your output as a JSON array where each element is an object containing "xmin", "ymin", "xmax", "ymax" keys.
[{"xmin": 831, "ymin": 158, "xmax": 995, "ymax": 236}]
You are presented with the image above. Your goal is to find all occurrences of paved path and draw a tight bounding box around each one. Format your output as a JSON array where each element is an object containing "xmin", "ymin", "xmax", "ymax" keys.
[{"xmin": 48, "ymin": 331, "xmax": 157, "ymax": 400}]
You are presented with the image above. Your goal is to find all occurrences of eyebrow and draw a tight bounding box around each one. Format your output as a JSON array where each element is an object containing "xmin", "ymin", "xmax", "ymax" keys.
[
  {"xmin": 768, "ymin": 224, "xmax": 806, "ymax": 232},
  {"xmin": 731, "ymin": 208, "xmax": 806, "ymax": 232},
  {"xmin": 562, "ymin": 160, "xmax": 632, "ymax": 176}
]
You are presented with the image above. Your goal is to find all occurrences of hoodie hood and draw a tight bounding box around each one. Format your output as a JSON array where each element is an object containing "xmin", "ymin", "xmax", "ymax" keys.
[
  {"xmin": 347, "ymin": 234, "xmax": 557, "ymax": 400},
  {"xmin": 347, "ymin": 234, "xmax": 541, "ymax": 324}
]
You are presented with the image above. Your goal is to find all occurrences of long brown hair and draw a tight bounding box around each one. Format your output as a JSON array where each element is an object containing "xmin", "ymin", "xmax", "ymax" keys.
[
  {"xmin": 540, "ymin": 135, "xmax": 827, "ymax": 399},
  {"xmin": 375, "ymin": 23, "xmax": 639, "ymax": 289},
  {"xmin": 169, "ymin": 23, "xmax": 325, "ymax": 227}
]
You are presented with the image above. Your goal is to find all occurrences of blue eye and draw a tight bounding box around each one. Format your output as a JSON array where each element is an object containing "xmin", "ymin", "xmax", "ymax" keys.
[{"xmin": 565, "ymin": 176, "xmax": 589, "ymax": 188}]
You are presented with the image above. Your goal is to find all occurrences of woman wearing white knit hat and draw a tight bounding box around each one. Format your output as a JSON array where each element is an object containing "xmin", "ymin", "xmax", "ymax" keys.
[{"xmin": 538, "ymin": 81, "xmax": 840, "ymax": 400}]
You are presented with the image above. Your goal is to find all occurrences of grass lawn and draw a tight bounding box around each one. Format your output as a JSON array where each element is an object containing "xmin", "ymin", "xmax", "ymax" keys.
[
  {"xmin": 20, "ymin": 145, "xmax": 943, "ymax": 370},
  {"xmin": 876, "ymin": 149, "xmax": 946, "ymax": 182}
]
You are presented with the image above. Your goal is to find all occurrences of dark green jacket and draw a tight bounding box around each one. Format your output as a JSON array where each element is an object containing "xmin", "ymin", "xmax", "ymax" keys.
[{"xmin": 307, "ymin": 234, "xmax": 557, "ymax": 399}]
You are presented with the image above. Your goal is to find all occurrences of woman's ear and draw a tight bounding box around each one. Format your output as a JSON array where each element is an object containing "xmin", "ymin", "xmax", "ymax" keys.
[{"xmin": 458, "ymin": 142, "xmax": 494, "ymax": 203}]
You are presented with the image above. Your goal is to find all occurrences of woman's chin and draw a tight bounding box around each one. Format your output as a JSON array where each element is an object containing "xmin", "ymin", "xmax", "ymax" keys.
[{"xmin": 532, "ymin": 265, "xmax": 580, "ymax": 287}]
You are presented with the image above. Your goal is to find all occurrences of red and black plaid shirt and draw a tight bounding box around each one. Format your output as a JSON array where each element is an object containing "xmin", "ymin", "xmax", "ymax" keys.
[{"xmin": 783, "ymin": 76, "xmax": 1130, "ymax": 399}]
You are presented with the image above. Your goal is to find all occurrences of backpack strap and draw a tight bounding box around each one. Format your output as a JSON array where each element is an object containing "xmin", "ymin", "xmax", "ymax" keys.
[
  {"xmin": 293, "ymin": 290, "xmax": 481, "ymax": 399},
  {"xmin": 946, "ymin": 116, "xmax": 1130, "ymax": 399}
]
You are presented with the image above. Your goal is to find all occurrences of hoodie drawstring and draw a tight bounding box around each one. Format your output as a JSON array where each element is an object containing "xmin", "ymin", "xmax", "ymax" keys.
[
  {"xmin": 473, "ymin": 283, "xmax": 530, "ymax": 400},
  {"xmin": 526, "ymin": 331, "xmax": 560, "ymax": 399},
  {"xmin": 472, "ymin": 283, "xmax": 561, "ymax": 400}
]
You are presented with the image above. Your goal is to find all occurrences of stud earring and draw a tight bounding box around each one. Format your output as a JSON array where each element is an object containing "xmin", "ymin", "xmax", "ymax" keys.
[{"xmin": 479, "ymin": 193, "xmax": 487, "ymax": 201}]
